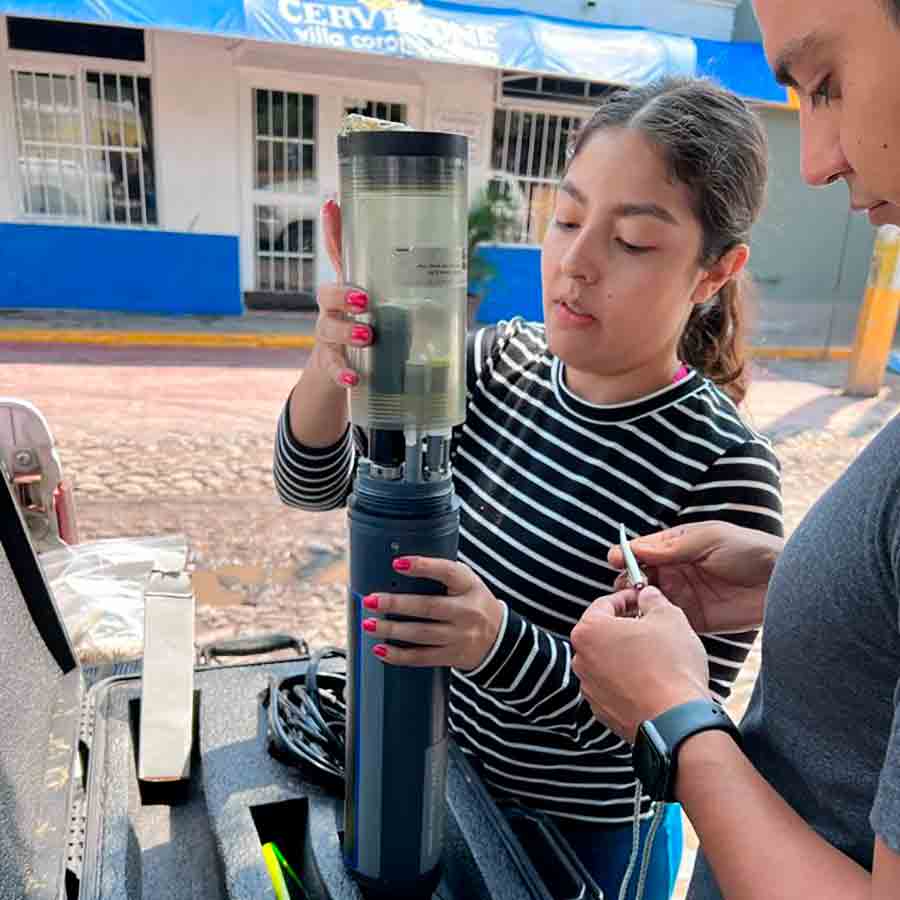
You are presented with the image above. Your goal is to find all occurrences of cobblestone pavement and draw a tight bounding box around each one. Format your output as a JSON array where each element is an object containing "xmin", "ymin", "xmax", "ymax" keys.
[{"xmin": 4, "ymin": 342, "xmax": 899, "ymax": 897}]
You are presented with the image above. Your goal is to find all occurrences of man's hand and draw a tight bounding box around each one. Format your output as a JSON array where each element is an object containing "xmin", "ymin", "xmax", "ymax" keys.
[
  {"xmin": 608, "ymin": 521, "xmax": 783, "ymax": 634},
  {"xmin": 571, "ymin": 587, "xmax": 711, "ymax": 742}
]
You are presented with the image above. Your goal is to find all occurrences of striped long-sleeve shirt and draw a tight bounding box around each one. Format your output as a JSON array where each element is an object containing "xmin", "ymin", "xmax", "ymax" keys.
[{"xmin": 274, "ymin": 318, "xmax": 783, "ymax": 824}]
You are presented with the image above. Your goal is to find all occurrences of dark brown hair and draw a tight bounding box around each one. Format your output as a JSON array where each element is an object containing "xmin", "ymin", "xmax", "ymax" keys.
[{"xmin": 567, "ymin": 77, "xmax": 768, "ymax": 405}]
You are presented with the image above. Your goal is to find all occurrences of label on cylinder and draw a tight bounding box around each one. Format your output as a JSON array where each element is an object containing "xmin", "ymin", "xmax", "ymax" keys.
[{"xmin": 392, "ymin": 245, "xmax": 466, "ymax": 288}]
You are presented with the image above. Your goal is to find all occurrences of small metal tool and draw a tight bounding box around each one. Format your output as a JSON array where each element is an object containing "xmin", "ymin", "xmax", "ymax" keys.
[{"xmin": 618, "ymin": 522, "xmax": 647, "ymax": 591}]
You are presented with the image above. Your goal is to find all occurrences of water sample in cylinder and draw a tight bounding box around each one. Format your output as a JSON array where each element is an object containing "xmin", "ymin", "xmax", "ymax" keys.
[{"xmin": 339, "ymin": 130, "xmax": 468, "ymax": 433}]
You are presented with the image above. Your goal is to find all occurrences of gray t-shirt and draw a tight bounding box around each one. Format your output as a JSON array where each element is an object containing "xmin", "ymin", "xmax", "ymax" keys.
[{"xmin": 689, "ymin": 415, "xmax": 900, "ymax": 898}]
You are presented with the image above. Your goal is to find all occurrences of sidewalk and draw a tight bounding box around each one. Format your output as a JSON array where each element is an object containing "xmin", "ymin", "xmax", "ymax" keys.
[
  {"xmin": 747, "ymin": 357, "xmax": 900, "ymax": 441},
  {"xmin": 0, "ymin": 307, "xmax": 319, "ymax": 349},
  {"xmin": 0, "ymin": 295, "xmax": 891, "ymax": 356}
]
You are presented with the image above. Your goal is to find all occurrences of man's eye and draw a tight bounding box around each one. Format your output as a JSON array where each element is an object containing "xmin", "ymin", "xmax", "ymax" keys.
[
  {"xmin": 554, "ymin": 219, "xmax": 579, "ymax": 230},
  {"xmin": 810, "ymin": 75, "xmax": 834, "ymax": 109}
]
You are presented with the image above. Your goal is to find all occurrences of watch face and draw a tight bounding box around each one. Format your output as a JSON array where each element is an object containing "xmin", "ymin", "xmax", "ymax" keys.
[{"xmin": 633, "ymin": 723, "xmax": 670, "ymax": 800}]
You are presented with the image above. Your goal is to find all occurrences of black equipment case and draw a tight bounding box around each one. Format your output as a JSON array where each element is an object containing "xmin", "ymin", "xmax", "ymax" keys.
[{"xmin": 0, "ymin": 475, "xmax": 600, "ymax": 900}]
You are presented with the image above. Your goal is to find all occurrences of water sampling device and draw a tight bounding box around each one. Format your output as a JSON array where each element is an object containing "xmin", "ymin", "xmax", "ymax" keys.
[{"xmin": 339, "ymin": 124, "xmax": 469, "ymax": 898}]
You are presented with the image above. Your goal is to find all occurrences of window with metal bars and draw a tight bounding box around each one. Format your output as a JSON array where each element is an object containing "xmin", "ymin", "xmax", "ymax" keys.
[
  {"xmin": 254, "ymin": 206, "xmax": 316, "ymax": 295},
  {"xmin": 252, "ymin": 88, "xmax": 318, "ymax": 296},
  {"xmin": 500, "ymin": 72, "xmax": 617, "ymax": 106},
  {"xmin": 490, "ymin": 107, "xmax": 582, "ymax": 244},
  {"xmin": 11, "ymin": 68, "xmax": 156, "ymax": 226},
  {"xmin": 342, "ymin": 99, "xmax": 408, "ymax": 124},
  {"xmin": 254, "ymin": 88, "xmax": 317, "ymax": 193}
]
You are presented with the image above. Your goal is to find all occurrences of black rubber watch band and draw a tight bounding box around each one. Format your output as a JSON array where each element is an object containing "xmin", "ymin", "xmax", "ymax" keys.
[
  {"xmin": 634, "ymin": 699, "xmax": 742, "ymax": 802},
  {"xmin": 655, "ymin": 699, "xmax": 741, "ymax": 746},
  {"xmin": 663, "ymin": 699, "xmax": 741, "ymax": 801}
]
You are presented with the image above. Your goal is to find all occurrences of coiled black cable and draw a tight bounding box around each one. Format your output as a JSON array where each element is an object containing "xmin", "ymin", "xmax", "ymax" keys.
[{"xmin": 264, "ymin": 646, "xmax": 348, "ymax": 789}]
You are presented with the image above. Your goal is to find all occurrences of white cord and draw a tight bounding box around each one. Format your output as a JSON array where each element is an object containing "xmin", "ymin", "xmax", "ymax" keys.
[
  {"xmin": 617, "ymin": 783, "xmax": 668, "ymax": 900},
  {"xmin": 617, "ymin": 782, "xmax": 644, "ymax": 900},
  {"xmin": 634, "ymin": 801, "xmax": 667, "ymax": 900}
]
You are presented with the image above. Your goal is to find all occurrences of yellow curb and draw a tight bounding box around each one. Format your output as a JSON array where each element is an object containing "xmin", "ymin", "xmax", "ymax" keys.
[
  {"xmin": 0, "ymin": 330, "xmax": 857, "ymax": 360},
  {"xmin": 750, "ymin": 346, "xmax": 852, "ymax": 361},
  {"xmin": 0, "ymin": 328, "xmax": 316, "ymax": 350}
]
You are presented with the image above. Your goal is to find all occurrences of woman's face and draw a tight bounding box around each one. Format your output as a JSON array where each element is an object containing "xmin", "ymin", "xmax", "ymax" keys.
[{"xmin": 541, "ymin": 128, "xmax": 721, "ymax": 382}]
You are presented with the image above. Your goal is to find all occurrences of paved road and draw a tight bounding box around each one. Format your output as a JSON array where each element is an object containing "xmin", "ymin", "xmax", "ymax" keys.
[
  {"xmin": 4, "ymin": 341, "xmax": 898, "ymax": 647},
  {"xmin": 5, "ymin": 341, "xmax": 899, "ymax": 897}
]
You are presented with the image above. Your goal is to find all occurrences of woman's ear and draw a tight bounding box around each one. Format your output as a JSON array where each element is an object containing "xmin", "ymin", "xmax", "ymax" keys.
[{"xmin": 691, "ymin": 244, "xmax": 750, "ymax": 305}]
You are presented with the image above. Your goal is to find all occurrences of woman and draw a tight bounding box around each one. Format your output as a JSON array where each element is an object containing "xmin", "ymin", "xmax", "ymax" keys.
[{"xmin": 273, "ymin": 78, "xmax": 783, "ymax": 899}]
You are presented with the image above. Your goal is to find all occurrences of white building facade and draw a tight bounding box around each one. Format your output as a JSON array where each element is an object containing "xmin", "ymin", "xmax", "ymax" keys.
[{"xmin": 0, "ymin": 2, "xmax": 862, "ymax": 322}]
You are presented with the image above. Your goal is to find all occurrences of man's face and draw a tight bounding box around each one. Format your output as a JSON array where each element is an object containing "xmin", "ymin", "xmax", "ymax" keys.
[{"xmin": 755, "ymin": 0, "xmax": 900, "ymax": 226}]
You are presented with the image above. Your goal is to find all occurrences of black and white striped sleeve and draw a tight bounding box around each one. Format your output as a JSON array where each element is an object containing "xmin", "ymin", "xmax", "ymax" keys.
[
  {"xmin": 273, "ymin": 401, "xmax": 358, "ymax": 511},
  {"xmin": 678, "ymin": 438, "xmax": 784, "ymax": 703},
  {"xmin": 459, "ymin": 610, "xmax": 609, "ymax": 748},
  {"xmin": 276, "ymin": 323, "xmax": 500, "ymax": 512},
  {"xmin": 465, "ymin": 324, "xmax": 499, "ymax": 397}
]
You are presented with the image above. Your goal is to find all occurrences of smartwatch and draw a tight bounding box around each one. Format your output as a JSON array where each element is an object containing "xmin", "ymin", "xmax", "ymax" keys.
[{"xmin": 632, "ymin": 699, "xmax": 742, "ymax": 802}]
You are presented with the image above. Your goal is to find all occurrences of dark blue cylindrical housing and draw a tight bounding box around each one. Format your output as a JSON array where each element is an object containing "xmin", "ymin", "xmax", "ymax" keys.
[{"xmin": 344, "ymin": 471, "xmax": 459, "ymax": 899}]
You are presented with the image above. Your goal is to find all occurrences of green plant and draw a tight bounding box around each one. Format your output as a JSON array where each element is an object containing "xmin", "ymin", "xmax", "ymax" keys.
[{"xmin": 467, "ymin": 178, "xmax": 523, "ymax": 298}]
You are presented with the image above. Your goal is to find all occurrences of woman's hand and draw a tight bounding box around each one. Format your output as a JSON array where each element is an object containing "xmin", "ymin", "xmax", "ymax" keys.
[
  {"xmin": 362, "ymin": 557, "xmax": 505, "ymax": 671},
  {"xmin": 608, "ymin": 521, "xmax": 783, "ymax": 633},
  {"xmin": 310, "ymin": 199, "xmax": 373, "ymax": 388}
]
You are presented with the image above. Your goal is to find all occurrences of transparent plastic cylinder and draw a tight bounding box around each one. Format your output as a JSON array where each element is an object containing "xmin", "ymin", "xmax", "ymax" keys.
[{"xmin": 339, "ymin": 131, "xmax": 468, "ymax": 432}]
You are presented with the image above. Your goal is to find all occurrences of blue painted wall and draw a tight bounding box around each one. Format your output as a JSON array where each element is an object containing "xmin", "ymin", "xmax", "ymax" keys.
[
  {"xmin": 473, "ymin": 243, "xmax": 543, "ymax": 325},
  {"xmin": 0, "ymin": 223, "xmax": 242, "ymax": 316}
]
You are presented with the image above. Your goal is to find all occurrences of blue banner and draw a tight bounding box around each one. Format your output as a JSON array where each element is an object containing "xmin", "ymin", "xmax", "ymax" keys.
[
  {"xmin": 0, "ymin": 0, "xmax": 789, "ymax": 104},
  {"xmin": 244, "ymin": 0, "xmax": 697, "ymax": 85}
]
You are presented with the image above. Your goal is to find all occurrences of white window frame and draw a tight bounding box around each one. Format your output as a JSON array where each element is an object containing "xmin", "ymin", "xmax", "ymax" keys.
[
  {"xmin": 494, "ymin": 71, "xmax": 604, "ymax": 115},
  {"xmin": 342, "ymin": 97, "xmax": 409, "ymax": 124},
  {"xmin": 253, "ymin": 86, "xmax": 319, "ymax": 195},
  {"xmin": 2, "ymin": 27, "xmax": 159, "ymax": 229},
  {"xmin": 489, "ymin": 97, "xmax": 586, "ymax": 244},
  {"xmin": 236, "ymin": 65, "xmax": 423, "ymax": 294}
]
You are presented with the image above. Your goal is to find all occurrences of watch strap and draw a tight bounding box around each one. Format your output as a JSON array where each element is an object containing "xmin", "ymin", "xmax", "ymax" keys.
[{"xmin": 653, "ymin": 699, "xmax": 742, "ymax": 801}]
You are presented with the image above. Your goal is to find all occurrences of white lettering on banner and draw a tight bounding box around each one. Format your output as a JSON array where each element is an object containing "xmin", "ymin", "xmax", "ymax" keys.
[
  {"xmin": 351, "ymin": 34, "xmax": 400, "ymax": 52},
  {"xmin": 477, "ymin": 25, "xmax": 498, "ymax": 50},
  {"xmin": 294, "ymin": 25, "xmax": 349, "ymax": 46},
  {"xmin": 350, "ymin": 7, "xmax": 378, "ymax": 29},
  {"xmin": 277, "ymin": 0, "xmax": 501, "ymax": 59},
  {"xmin": 328, "ymin": 4, "xmax": 356, "ymax": 28},
  {"xmin": 304, "ymin": 3, "xmax": 327, "ymax": 24},
  {"xmin": 381, "ymin": 9, "xmax": 402, "ymax": 30},
  {"xmin": 279, "ymin": 0, "xmax": 304, "ymax": 25}
]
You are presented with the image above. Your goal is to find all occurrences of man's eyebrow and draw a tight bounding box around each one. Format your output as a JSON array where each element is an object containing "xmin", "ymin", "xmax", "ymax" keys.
[
  {"xmin": 612, "ymin": 202, "xmax": 678, "ymax": 226},
  {"xmin": 558, "ymin": 179, "xmax": 587, "ymax": 204},
  {"xmin": 773, "ymin": 30, "xmax": 833, "ymax": 90}
]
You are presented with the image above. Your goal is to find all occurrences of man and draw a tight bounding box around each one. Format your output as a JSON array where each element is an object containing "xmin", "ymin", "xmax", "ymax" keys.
[{"xmin": 570, "ymin": 1, "xmax": 900, "ymax": 897}]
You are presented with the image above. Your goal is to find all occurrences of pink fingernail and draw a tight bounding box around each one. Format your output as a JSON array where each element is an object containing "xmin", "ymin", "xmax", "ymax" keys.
[
  {"xmin": 363, "ymin": 594, "xmax": 379, "ymax": 610},
  {"xmin": 351, "ymin": 324, "xmax": 371, "ymax": 343},
  {"xmin": 392, "ymin": 558, "xmax": 411, "ymax": 572},
  {"xmin": 347, "ymin": 290, "xmax": 368, "ymax": 311},
  {"xmin": 373, "ymin": 645, "xmax": 388, "ymax": 658},
  {"xmin": 340, "ymin": 371, "xmax": 359, "ymax": 387},
  {"xmin": 363, "ymin": 618, "xmax": 377, "ymax": 633}
]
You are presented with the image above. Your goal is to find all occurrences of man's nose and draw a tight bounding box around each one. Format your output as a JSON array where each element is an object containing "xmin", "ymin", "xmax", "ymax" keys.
[{"xmin": 799, "ymin": 107, "xmax": 850, "ymax": 188}]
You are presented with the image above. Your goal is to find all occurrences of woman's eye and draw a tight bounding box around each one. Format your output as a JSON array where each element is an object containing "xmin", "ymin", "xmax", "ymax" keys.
[{"xmin": 616, "ymin": 238, "xmax": 653, "ymax": 254}]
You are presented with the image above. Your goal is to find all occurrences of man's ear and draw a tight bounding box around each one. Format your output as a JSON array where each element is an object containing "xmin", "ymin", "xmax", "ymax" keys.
[{"xmin": 691, "ymin": 244, "xmax": 750, "ymax": 305}]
